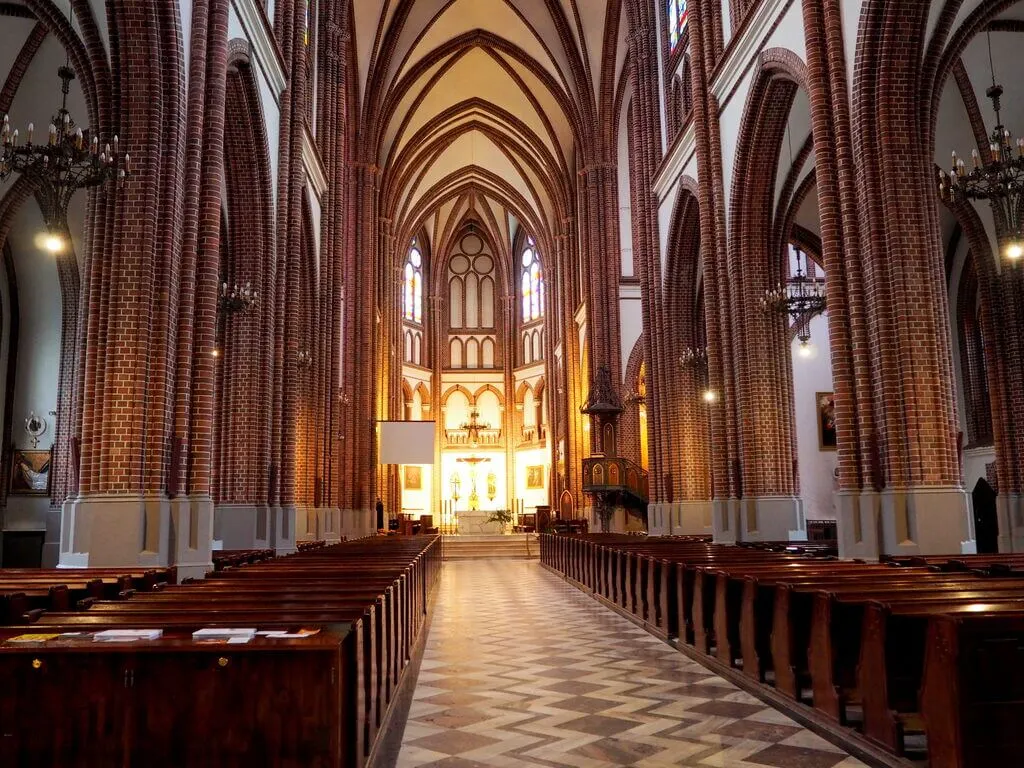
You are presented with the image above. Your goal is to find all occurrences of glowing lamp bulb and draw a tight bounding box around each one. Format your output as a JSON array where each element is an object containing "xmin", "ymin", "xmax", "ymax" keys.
[
  {"xmin": 702, "ymin": 389, "xmax": 718, "ymax": 404},
  {"xmin": 1006, "ymin": 241, "xmax": 1024, "ymax": 260},
  {"xmin": 211, "ymin": 347, "xmax": 222, "ymax": 358},
  {"xmin": 798, "ymin": 340, "xmax": 813, "ymax": 358},
  {"xmin": 43, "ymin": 234, "xmax": 64, "ymax": 253}
]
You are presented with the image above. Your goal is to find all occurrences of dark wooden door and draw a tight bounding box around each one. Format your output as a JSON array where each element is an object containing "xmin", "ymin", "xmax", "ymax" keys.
[{"xmin": 972, "ymin": 478, "xmax": 999, "ymax": 554}]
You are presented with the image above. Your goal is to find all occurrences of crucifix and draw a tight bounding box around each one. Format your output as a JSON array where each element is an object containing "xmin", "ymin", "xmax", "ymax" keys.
[{"xmin": 459, "ymin": 407, "xmax": 490, "ymax": 449}]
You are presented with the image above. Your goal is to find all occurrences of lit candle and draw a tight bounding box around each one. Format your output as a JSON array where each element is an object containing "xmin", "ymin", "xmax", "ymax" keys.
[
  {"xmin": 26, "ymin": 122, "xmax": 33, "ymax": 144},
  {"xmin": 123, "ymin": 153, "xmax": 130, "ymax": 173},
  {"xmin": 972, "ymin": 148, "xmax": 980, "ymax": 168},
  {"xmin": 112, "ymin": 135, "xmax": 118, "ymax": 154},
  {"xmin": 11, "ymin": 129, "xmax": 17, "ymax": 146}
]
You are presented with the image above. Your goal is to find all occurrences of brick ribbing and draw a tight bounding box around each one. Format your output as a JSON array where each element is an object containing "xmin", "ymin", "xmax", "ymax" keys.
[
  {"xmin": 687, "ymin": 0, "xmax": 736, "ymax": 501},
  {"xmin": 955, "ymin": 253, "xmax": 993, "ymax": 447},
  {"xmin": 853, "ymin": 1, "xmax": 960, "ymax": 487},
  {"xmin": 663, "ymin": 186, "xmax": 711, "ymax": 501},
  {"xmin": 184, "ymin": 0, "xmax": 229, "ymax": 498},
  {"xmin": 727, "ymin": 65, "xmax": 800, "ymax": 498},
  {"xmin": 801, "ymin": 0, "xmax": 873, "ymax": 494}
]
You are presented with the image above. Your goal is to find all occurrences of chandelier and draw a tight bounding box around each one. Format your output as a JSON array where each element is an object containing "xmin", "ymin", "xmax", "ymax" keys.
[
  {"xmin": 0, "ymin": 64, "xmax": 128, "ymax": 243},
  {"xmin": 459, "ymin": 407, "xmax": 491, "ymax": 449},
  {"xmin": 219, "ymin": 281, "xmax": 258, "ymax": 314},
  {"xmin": 760, "ymin": 246, "xmax": 826, "ymax": 356},
  {"xmin": 939, "ymin": 32, "xmax": 1024, "ymax": 260},
  {"xmin": 679, "ymin": 346, "xmax": 708, "ymax": 373}
]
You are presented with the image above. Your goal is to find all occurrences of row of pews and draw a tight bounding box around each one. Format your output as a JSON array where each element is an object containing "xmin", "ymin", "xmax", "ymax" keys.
[
  {"xmin": 540, "ymin": 533, "xmax": 1024, "ymax": 768},
  {"xmin": 0, "ymin": 567, "xmax": 174, "ymax": 624},
  {"xmin": 0, "ymin": 536, "xmax": 441, "ymax": 767}
]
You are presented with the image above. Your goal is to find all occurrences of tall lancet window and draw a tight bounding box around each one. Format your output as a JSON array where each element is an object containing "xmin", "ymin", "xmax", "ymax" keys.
[
  {"xmin": 668, "ymin": 0, "xmax": 688, "ymax": 51},
  {"xmin": 404, "ymin": 239, "xmax": 423, "ymax": 324},
  {"xmin": 520, "ymin": 237, "xmax": 544, "ymax": 322}
]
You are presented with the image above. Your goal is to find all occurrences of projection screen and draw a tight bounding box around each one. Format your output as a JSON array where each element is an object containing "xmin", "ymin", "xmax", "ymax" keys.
[{"xmin": 378, "ymin": 421, "xmax": 436, "ymax": 465}]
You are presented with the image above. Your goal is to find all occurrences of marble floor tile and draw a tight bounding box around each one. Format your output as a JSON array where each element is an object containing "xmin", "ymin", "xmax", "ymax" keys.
[{"xmin": 396, "ymin": 560, "xmax": 869, "ymax": 767}]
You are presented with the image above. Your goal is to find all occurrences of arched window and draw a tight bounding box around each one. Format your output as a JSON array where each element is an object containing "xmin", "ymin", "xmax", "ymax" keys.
[
  {"xmin": 404, "ymin": 240, "xmax": 423, "ymax": 323},
  {"xmin": 520, "ymin": 236, "xmax": 545, "ymax": 322},
  {"xmin": 667, "ymin": 0, "xmax": 688, "ymax": 52}
]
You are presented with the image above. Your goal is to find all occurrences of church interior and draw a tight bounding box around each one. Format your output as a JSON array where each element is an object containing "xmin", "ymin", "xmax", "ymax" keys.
[{"xmin": 0, "ymin": 0, "xmax": 1023, "ymax": 766}]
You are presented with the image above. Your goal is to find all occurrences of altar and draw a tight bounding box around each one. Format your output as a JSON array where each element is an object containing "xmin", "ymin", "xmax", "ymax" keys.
[{"xmin": 456, "ymin": 511, "xmax": 504, "ymax": 535}]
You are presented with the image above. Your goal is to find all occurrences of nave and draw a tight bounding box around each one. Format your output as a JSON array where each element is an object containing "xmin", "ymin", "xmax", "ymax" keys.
[{"xmin": 396, "ymin": 560, "xmax": 865, "ymax": 768}]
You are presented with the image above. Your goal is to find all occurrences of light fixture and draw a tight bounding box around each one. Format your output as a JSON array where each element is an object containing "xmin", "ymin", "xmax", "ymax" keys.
[
  {"xmin": 219, "ymin": 281, "xmax": 258, "ymax": 314},
  {"xmin": 798, "ymin": 339, "xmax": 813, "ymax": 358},
  {"xmin": 760, "ymin": 245, "xmax": 826, "ymax": 349},
  {"xmin": 211, "ymin": 346, "xmax": 221, "ymax": 358},
  {"xmin": 940, "ymin": 31, "xmax": 1024, "ymax": 260},
  {"xmin": 679, "ymin": 346, "xmax": 708, "ymax": 373},
  {"xmin": 1, "ymin": 61, "xmax": 128, "ymax": 235},
  {"xmin": 42, "ymin": 233, "xmax": 65, "ymax": 253},
  {"xmin": 702, "ymin": 389, "xmax": 718, "ymax": 404}
]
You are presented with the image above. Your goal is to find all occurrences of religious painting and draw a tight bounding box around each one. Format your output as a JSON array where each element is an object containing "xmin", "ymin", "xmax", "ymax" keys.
[
  {"xmin": 817, "ymin": 392, "xmax": 837, "ymax": 451},
  {"xmin": 403, "ymin": 465, "xmax": 422, "ymax": 490},
  {"xmin": 526, "ymin": 465, "xmax": 545, "ymax": 489},
  {"xmin": 10, "ymin": 449, "xmax": 51, "ymax": 496}
]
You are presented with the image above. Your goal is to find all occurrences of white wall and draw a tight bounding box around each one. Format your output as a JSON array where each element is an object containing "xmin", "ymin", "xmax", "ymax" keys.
[
  {"xmin": 3, "ymin": 202, "xmax": 64, "ymax": 533},
  {"xmin": 792, "ymin": 312, "xmax": 838, "ymax": 520}
]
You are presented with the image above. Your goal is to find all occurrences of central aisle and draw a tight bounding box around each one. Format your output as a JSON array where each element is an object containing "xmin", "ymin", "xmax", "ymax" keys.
[{"xmin": 396, "ymin": 560, "xmax": 867, "ymax": 768}]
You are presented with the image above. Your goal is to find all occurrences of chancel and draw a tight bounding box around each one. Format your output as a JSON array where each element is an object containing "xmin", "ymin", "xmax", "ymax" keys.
[{"xmin": 0, "ymin": 0, "xmax": 1023, "ymax": 766}]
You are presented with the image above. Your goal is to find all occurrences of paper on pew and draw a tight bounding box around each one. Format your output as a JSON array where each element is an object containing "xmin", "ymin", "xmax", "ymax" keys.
[
  {"xmin": 259, "ymin": 628, "xmax": 321, "ymax": 639},
  {"xmin": 94, "ymin": 629, "xmax": 163, "ymax": 642},
  {"xmin": 192, "ymin": 628, "xmax": 257, "ymax": 641}
]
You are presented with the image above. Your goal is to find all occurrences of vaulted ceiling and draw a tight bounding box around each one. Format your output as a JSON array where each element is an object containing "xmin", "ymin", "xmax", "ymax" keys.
[{"xmin": 354, "ymin": 0, "xmax": 630, "ymax": 256}]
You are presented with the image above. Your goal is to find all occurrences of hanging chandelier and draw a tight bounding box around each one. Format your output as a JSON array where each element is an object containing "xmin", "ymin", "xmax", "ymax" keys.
[
  {"xmin": 679, "ymin": 346, "xmax": 708, "ymax": 373},
  {"xmin": 760, "ymin": 246, "xmax": 826, "ymax": 356},
  {"xmin": 0, "ymin": 64, "xmax": 128, "ymax": 246},
  {"xmin": 939, "ymin": 31, "xmax": 1024, "ymax": 260},
  {"xmin": 219, "ymin": 281, "xmax": 258, "ymax": 314}
]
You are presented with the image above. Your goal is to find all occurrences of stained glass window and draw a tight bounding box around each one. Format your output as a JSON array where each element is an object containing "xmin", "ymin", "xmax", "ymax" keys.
[
  {"xmin": 521, "ymin": 236, "xmax": 544, "ymax": 322},
  {"xmin": 668, "ymin": 0, "xmax": 688, "ymax": 52},
  {"xmin": 404, "ymin": 241, "xmax": 423, "ymax": 323}
]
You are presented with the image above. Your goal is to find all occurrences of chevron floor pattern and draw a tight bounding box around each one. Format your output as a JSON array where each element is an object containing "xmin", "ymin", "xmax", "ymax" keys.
[{"xmin": 396, "ymin": 560, "xmax": 869, "ymax": 768}]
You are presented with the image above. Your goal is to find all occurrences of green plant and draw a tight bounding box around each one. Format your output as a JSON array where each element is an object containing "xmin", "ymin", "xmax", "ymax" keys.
[{"xmin": 487, "ymin": 509, "xmax": 513, "ymax": 531}]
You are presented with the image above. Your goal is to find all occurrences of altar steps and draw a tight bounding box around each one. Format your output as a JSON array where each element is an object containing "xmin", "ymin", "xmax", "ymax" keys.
[{"xmin": 441, "ymin": 534, "xmax": 539, "ymax": 560}]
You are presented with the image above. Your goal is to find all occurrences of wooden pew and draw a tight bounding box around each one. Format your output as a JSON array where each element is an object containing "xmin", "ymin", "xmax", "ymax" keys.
[{"xmin": 0, "ymin": 535, "xmax": 441, "ymax": 768}]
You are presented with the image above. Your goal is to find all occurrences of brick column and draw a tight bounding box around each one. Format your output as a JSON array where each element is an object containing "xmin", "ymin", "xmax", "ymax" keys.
[
  {"xmin": 60, "ymin": 0, "xmax": 217, "ymax": 578},
  {"xmin": 851, "ymin": 0, "xmax": 973, "ymax": 555}
]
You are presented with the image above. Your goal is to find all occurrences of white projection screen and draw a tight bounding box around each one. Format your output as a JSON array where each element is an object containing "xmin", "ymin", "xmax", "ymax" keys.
[{"xmin": 378, "ymin": 421, "xmax": 436, "ymax": 465}]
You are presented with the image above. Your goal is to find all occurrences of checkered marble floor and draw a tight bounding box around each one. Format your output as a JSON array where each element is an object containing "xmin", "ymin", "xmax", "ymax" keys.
[{"xmin": 396, "ymin": 560, "xmax": 869, "ymax": 768}]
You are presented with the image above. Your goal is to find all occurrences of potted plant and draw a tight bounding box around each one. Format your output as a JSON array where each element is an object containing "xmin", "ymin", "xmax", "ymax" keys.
[{"xmin": 486, "ymin": 509, "xmax": 513, "ymax": 534}]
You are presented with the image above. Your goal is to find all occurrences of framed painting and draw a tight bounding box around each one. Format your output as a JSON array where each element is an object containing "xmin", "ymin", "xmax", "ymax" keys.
[
  {"xmin": 817, "ymin": 392, "xmax": 837, "ymax": 451},
  {"xmin": 526, "ymin": 465, "xmax": 545, "ymax": 489},
  {"xmin": 10, "ymin": 449, "xmax": 51, "ymax": 496},
  {"xmin": 404, "ymin": 465, "xmax": 422, "ymax": 490}
]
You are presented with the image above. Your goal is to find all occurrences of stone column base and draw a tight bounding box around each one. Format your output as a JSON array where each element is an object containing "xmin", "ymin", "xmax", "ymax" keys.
[
  {"xmin": 671, "ymin": 501, "xmax": 714, "ymax": 535},
  {"xmin": 879, "ymin": 487, "xmax": 975, "ymax": 556},
  {"xmin": 838, "ymin": 487, "xmax": 976, "ymax": 558},
  {"xmin": 740, "ymin": 496, "xmax": 807, "ymax": 542},
  {"xmin": 59, "ymin": 494, "xmax": 213, "ymax": 580},
  {"xmin": 295, "ymin": 505, "xmax": 316, "ymax": 542},
  {"xmin": 340, "ymin": 508, "xmax": 373, "ymax": 540},
  {"xmin": 997, "ymin": 493, "xmax": 1024, "ymax": 552},
  {"xmin": 837, "ymin": 490, "xmax": 881, "ymax": 559},
  {"xmin": 215, "ymin": 504, "xmax": 271, "ymax": 551},
  {"xmin": 170, "ymin": 495, "xmax": 215, "ymax": 581},
  {"xmin": 270, "ymin": 505, "xmax": 297, "ymax": 554},
  {"xmin": 321, "ymin": 507, "xmax": 342, "ymax": 542},
  {"xmin": 713, "ymin": 498, "xmax": 741, "ymax": 544},
  {"xmin": 647, "ymin": 503, "xmax": 670, "ymax": 535}
]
